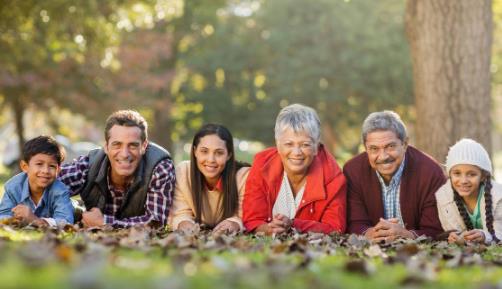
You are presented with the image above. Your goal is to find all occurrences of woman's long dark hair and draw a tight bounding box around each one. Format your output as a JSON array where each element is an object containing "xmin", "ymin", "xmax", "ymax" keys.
[
  {"xmin": 190, "ymin": 124, "xmax": 249, "ymax": 226},
  {"xmin": 452, "ymin": 171, "xmax": 499, "ymax": 243}
]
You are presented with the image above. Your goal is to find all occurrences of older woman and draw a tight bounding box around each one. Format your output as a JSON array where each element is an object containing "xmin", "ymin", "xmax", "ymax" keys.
[{"xmin": 242, "ymin": 104, "xmax": 347, "ymax": 234}]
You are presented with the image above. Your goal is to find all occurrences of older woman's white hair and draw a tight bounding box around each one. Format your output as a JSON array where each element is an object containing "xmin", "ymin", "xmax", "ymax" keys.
[{"xmin": 274, "ymin": 103, "xmax": 321, "ymax": 147}]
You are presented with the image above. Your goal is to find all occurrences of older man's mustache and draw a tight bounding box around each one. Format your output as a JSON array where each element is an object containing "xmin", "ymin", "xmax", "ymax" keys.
[{"xmin": 375, "ymin": 158, "xmax": 395, "ymax": 165}]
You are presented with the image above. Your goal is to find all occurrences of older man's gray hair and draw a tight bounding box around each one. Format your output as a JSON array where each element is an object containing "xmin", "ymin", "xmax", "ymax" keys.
[
  {"xmin": 362, "ymin": 110, "xmax": 407, "ymax": 144},
  {"xmin": 274, "ymin": 103, "xmax": 321, "ymax": 146}
]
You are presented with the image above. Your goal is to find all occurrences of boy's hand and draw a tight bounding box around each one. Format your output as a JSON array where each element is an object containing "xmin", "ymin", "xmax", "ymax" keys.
[
  {"xmin": 11, "ymin": 205, "xmax": 36, "ymax": 223},
  {"xmin": 82, "ymin": 208, "xmax": 105, "ymax": 228},
  {"xmin": 32, "ymin": 218, "xmax": 49, "ymax": 228}
]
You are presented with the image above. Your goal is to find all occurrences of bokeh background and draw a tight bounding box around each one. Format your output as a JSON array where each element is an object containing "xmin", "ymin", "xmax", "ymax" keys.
[{"xmin": 1, "ymin": 0, "xmax": 502, "ymax": 179}]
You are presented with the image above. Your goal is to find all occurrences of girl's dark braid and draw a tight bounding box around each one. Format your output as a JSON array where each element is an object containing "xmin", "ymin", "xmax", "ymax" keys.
[
  {"xmin": 453, "ymin": 189, "xmax": 474, "ymax": 230},
  {"xmin": 484, "ymin": 177, "xmax": 500, "ymax": 243}
]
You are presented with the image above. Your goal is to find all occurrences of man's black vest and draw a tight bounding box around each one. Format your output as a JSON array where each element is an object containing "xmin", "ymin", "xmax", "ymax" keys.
[{"xmin": 80, "ymin": 142, "xmax": 171, "ymax": 219}]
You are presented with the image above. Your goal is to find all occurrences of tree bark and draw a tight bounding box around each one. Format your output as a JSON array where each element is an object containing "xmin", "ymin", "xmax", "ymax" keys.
[
  {"xmin": 11, "ymin": 96, "xmax": 26, "ymax": 157},
  {"xmin": 321, "ymin": 121, "xmax": 337, "ymax": 156},
  {"xmin": 150, "ymin": 95, "xmax": 174, "ymax": 157},
  {"xmin": 405, "ymin": 0, "xmax": 493, "ymax": 162}
]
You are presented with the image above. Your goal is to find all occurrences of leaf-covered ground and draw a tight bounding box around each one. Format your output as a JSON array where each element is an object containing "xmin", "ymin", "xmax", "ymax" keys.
[{"xmin": 1, "ymin": 223, "xmax": 502, "ymax": 289}]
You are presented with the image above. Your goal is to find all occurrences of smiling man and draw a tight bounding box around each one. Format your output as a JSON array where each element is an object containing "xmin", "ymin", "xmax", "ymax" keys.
[
  {"xmin": 343, "ymin": 111, "xmax": 445, "ymax": 241},
  {"xmin": 59, "ymin": 110, "xmax": 175, "ymax": 228}
]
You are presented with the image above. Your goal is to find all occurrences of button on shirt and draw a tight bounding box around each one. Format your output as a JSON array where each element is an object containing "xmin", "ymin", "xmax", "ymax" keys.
[
  {"xmin": 376, "ymin": 157, "xmax": 406, "ymax": 225},
  {"xmin": 0, "ymin": 173, "xmax": 74, "ymax": 226},
  {"xmin": 272, "ymin": 172, "xmax": 306, "ymax": 219}
]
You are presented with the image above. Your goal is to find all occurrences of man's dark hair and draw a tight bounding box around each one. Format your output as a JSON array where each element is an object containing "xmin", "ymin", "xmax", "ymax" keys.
[
  {"xmin": 104, "ymin": 110, "xmax": 148, "ymax": 142},
  {"xmin": 22, "ymin": 135, "xmax": 65, "ymax": 165}
]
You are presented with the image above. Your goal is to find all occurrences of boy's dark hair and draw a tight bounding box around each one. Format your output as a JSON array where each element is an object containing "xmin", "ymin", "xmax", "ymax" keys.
[
  {"xmin": 104, "ymin": 110, "xmax": 148, "ymax": 143},
  {"xmin": 22, "ymin": 135, "xmax": 65, "ymax": 165}
]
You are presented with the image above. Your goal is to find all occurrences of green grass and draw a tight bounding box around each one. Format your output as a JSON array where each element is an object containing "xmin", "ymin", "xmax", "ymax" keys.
[
  {"xmin": 0, "ymin": 229, "xmax": 501, "ymax": 289},
  {"xmin": 1, "ymin": 173, "xmax": 502, "ymax": 289}
]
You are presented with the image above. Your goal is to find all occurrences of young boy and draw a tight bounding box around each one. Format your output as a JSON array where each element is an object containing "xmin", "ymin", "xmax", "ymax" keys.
[{"xmin": 0, "ymin": 135, "xmax": 74, "ymax": 227}]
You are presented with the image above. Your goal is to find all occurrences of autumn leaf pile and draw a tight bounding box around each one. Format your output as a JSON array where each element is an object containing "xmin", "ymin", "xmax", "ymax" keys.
[{"xmin": 1, "ymin": 222, "xmax": 502, "ymax": 289}]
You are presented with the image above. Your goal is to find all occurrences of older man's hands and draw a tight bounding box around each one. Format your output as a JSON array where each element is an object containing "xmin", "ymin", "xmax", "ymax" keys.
[{"xmin": 365, "ymin": 218, "xmax": 415, "ymax": 242}]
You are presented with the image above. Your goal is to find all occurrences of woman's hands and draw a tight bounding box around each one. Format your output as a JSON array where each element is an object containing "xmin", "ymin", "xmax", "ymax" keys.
[
  {"xmin": 255, "ymin": 214, "xmax": 293, "ymax": 235},
  {"xmin": 177, "ymin": 219, "xmax": 240, "ymax": 235},
  {"xmin": 213, "ymin": 219, "xmax": 240, "ymax": 234},
  {"xmin": 177, "ymin": 220, "xmax": 198, "ymax": 232}
]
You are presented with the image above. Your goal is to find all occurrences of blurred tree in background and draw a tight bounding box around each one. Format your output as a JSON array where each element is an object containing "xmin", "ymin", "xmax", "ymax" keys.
[
  {"xmin": 1, "ymin": 0, "xmax": 413, "ymax": 161},
  {"xmin": 177, "ymin": 0, "xmax": 412, "ymax": 158},
  {"xmin": 406, "ymin": 0, "xmax": 493, "ymax": 162},
  {"xmin": 102, "ymin": 0, "xmax": 227, "ymax": 151},
  {"xmin": 3, "ymin": 0, "xmax": 497, "ymax": 164},
  {"xmin": 0, "ymin": 0, "xmax": 150, "ymax": 153}
]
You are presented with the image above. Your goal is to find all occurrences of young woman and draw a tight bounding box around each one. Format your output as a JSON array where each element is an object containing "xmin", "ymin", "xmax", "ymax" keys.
[
  {"xmin": 436, "ymin": 138, "xmax": 502, "ymax": 244},
  {"xmin": 170, "ymin": 124, "xmax": 250, "ymax": 234}
]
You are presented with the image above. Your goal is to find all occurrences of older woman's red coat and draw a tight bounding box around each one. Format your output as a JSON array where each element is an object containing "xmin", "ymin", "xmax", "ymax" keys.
[{"xmin": 243, "ymin": 145, "xmax": 347, "ymax": 234}]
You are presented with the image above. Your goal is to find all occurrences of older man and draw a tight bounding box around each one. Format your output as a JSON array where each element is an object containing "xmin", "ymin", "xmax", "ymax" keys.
[
  {"xmin": 343, "ymin": 111, "xmax": 445, "ymax": 241},
  {"xmin": 59, "ymin": 110, "xmax": 175, "ymax": 228}
]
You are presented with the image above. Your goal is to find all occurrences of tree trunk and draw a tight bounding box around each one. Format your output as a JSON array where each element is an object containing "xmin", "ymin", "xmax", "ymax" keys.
[
  {"xmin": 150, "ymin": 95, "xmax": 174, "ymax": 156},
  {"xmin": 321, "ymin": 121, "xmax": 337, "ymax": 156},
  {"xmin": 405, "ymin": 0, "xmax": 493, "ymax": 162},
  {"xmin": 11, "ymin": 96, "xmax": 26, "ymax": 157}
]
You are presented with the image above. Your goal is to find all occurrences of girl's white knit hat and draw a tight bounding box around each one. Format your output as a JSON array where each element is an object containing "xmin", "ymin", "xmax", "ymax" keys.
[{"xmin": 445, "ymin": 138, "xmax": 492, "ymax": 174}]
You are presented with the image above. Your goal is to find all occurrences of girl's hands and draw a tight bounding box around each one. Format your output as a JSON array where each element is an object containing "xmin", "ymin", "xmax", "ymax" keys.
[
  {"xmin": 463, "ymin": 230, "xmax": 486, "ymax": 243},
  {"xmin": 448, "ymin": 230, "xmax": 485, "ymax": 244}
]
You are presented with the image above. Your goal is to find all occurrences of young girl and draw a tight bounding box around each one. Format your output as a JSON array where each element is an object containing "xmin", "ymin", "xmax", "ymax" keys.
[
  {"xmin": 170, "ymin": 124, "xmax": 250, "ymax": 234},
  {"xmin": 436, "ymin": 138, "xmax": 502, "ymax": 244}
]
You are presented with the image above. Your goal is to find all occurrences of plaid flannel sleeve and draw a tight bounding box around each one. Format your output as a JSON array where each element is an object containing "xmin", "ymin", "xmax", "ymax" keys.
[
  {"xmin": 103, "ymin": 158, "xmax": 175, "ymax": 227},
  {"xmin": 58, "ymin": 155, "xmax": 90, "ymax": 196}
]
